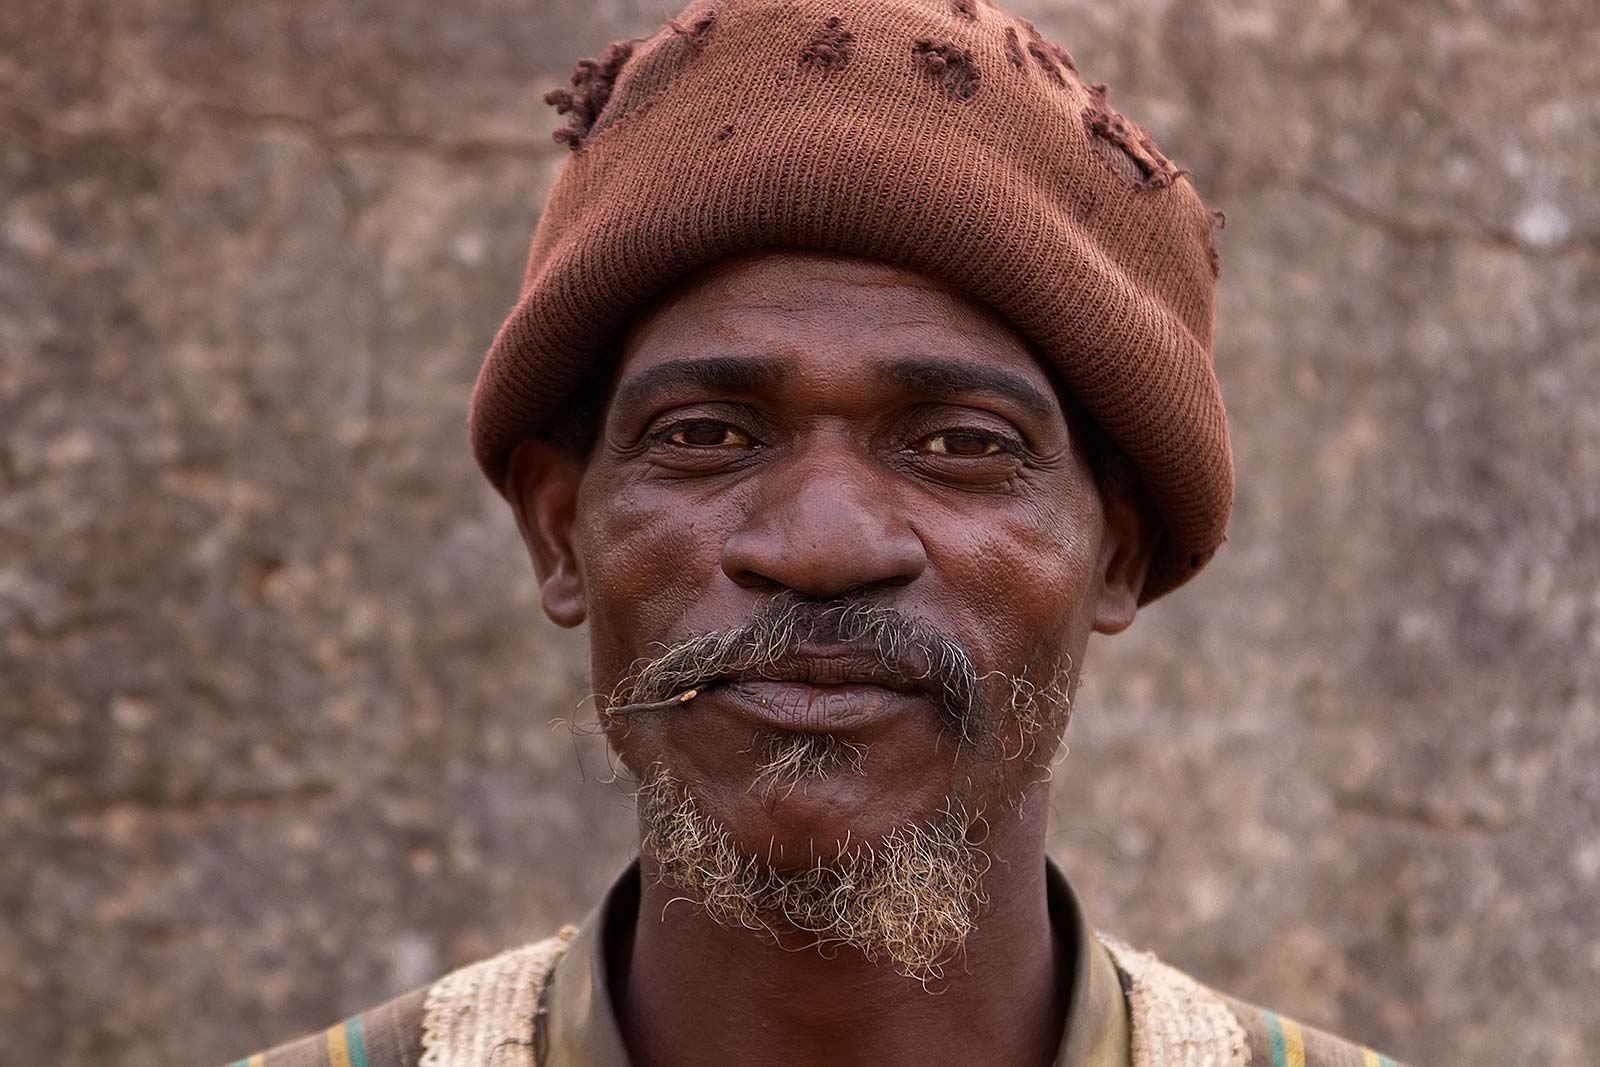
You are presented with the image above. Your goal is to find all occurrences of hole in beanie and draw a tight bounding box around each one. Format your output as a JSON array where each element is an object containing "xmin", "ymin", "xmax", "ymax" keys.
[
  {"xmin": 1019, "ymin": 19, "xmax": 1077, "ymax": 78},
  {"xmin": 1028, "ymin": 40, "xmax": 1069, "ymax": 85},
  {"xmin": 545, "ymin": 40, "xmax": 635, "ymax": 151},
  {"xmin": 800, "ymin": 16, "xmax": 855, "ymax": 73},
  {"xmin": 548, "ymin": 2, "xmax": 724, "ymax": 151},
  {"xmin": 1080, "ymin": 81, "xmax": 1187, "ymax": 190},
  {"xmin": 912, "ymin": 39, "xmax": 981, "ymax": 102},
  {"xmin": 1003, "ymin": 27, "xmax": 1026, "ymax": 69}
]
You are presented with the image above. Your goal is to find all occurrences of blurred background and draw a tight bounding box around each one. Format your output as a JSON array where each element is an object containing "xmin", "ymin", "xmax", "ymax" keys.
[{"xmin": 2, "ymin": 1, "xmax": 1597, "ymax": 1064}]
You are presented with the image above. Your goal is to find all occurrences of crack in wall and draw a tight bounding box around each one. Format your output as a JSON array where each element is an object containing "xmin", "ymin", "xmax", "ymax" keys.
[
  {"xmin": 0, "ymin": 100, "xmax": 557, "ymax": 165},
  {"xmin": 4, "ymin": 102, "xmax": 1592, "ymax": 261},
  {"xmin": 190, "ymin": 102, "xmax": 554, "ymax": 162},
  {"xmin": 61, "ymin": 781, "xmax": 341, "ymax": 835},
  {"xmin": 1291, "ymin": 174, "xmax": 1600, "ymax": 261},
  {"xmin": 1331, "ymin": 787, "xmax": 1512, "ymax": 835}
]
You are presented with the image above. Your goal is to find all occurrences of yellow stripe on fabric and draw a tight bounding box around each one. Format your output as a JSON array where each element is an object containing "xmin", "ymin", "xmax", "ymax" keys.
[
  {"xmin": 1280, "ymin": 1016, "xmax": 1307, "ymax": 1067},
  {"xmin": 1363, "ymin": 1051, "xmax": 1381, "ymax": 1067},
  {"xmin": 250, "ymin": 1056, "xmax": 266, "ymax": 1067},
  {"xmin": 326, "ymin": 1021, "xmax": 352, "ymax": 1067}
]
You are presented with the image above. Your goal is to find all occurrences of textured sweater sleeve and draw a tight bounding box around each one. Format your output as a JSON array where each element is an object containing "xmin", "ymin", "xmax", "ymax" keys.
[{"xmin": 219, "ymin": 984, "xmax": 427, "ymax": 1067}]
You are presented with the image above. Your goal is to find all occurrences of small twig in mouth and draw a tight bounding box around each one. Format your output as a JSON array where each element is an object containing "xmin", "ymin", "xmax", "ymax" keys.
[{"xmin": 605, "ymin": 688, "xmax": 701, "ymax": 718}]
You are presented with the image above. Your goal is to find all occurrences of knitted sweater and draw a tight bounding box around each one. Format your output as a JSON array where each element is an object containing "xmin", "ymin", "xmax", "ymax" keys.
[{"xmin": 225, "ymin": 930, "xmax": 1405, "ymax": 1067}]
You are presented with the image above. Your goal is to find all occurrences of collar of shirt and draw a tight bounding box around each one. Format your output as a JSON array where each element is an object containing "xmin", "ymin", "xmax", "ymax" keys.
[{"xmin": 538, "ymin": 858, "xmax": 1131, "ymax": 1067}]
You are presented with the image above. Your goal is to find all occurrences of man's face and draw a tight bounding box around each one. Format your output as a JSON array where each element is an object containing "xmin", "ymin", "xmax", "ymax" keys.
[{"xmin": 511, "ymin": 249, "xmax": 1147, "ymax": 889}]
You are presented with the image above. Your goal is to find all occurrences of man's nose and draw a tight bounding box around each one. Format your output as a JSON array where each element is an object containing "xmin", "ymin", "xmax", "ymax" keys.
[{"xmin": 720, "ymin": 445, "xmax": 928, "ymax": 597}]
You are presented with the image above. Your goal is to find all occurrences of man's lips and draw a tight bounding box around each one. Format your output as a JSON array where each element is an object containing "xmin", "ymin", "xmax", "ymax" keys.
[
  {"xmin": 734, "ymin": 647, "xmax": 928, "ymax": 690},
  {"xmin": 714, "ymin": 679, "xmax": 927, "ymax": 733},
  {"xmin": 697, "ymin": 648, "xmax": 939, "ymax": 734},
  {"xmin": 604, "ymin": 645, "xmax": 948, "ymax": 727}
]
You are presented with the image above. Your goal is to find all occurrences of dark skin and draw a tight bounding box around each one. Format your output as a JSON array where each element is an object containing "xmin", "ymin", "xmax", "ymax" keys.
[{"xmin": 508, "ymin": 251, "xmax": 1156, "ymax": 1067}]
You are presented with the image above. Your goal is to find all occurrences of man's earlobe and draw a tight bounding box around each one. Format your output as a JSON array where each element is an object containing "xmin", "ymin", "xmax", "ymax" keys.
[
  {"xmin": 506, "ymin": 439, "xmax": 587, "ymax": 629},
  {"xmin": 1092, "ymin": 474, "xmax": 1159, "ymax": 636}
]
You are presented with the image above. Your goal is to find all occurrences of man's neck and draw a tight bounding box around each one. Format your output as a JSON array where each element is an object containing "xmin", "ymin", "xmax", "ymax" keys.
[{"xmin": 612, "ymin": 808, "xmax": 1067, "ymax": 1067}]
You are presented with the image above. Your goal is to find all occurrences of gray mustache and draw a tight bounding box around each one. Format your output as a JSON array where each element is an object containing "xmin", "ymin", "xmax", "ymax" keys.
[{"xmin": 606, "ymin": 593, "xmax": 984, "ymax": 740}]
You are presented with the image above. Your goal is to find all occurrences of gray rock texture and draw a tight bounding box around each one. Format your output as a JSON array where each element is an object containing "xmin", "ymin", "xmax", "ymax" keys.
[{"xmin": 2, "ymin": 1, "xmax": 1596, "ymax": 1064}]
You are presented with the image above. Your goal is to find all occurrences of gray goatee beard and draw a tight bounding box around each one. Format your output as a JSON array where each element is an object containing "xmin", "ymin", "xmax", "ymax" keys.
[
  {"xmin": 614, "ymin": 593, "xmax": 1076, "ymax": 983},
  {"xmin": 636, "ymin": 770, "xmax": 991, "ymax": 984}
]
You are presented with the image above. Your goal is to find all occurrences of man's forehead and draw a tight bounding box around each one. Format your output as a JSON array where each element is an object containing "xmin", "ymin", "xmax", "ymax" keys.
[
  {"xmin": 610, "ymin": 351, "xmax": 1060, "ymax": 422},
  {"xmin": 609, "ymin": 251, "xmax": 1063, "ymax": 412}
]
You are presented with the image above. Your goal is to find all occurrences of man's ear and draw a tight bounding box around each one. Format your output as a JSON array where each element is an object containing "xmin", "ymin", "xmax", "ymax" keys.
[
  {"xmin": 505, "ymin": 438, "xmax": 587, "ymax": 629},
  {"xmin": 1092, "ymin": 469, "xmax": 1159, "ymax": 635}
]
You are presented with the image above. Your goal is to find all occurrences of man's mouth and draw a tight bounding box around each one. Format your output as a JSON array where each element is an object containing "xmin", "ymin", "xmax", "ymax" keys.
[
  {"xmin": 706, "ymin": 647, "xmax": 939, "ymax": 734},
  {"xmin": 602, "ymin": 607, "xmax": 979, "ymax": 737},
  {"xmin": 716, "ymin": 680, "xmax": 914, "ymax": 733}
]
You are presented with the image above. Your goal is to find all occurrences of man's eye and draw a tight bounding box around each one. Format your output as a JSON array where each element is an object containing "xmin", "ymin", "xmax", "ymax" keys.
[
  {"xmin": 917, "ymin": 430, "xmax": 1006, "ymax": 457},
  {"xmin": 666, "ymin": 421, "xmax": 753, "ymax": 448}
]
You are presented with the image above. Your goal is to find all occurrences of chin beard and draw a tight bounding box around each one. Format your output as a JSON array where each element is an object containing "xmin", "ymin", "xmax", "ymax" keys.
[
  {"xmin": 749, "ymin": 729, "xmax": 869, "ymax": 798},
  {"xmin": 635, "ymin": 770, "xmax": 990, "ymax": 984}
]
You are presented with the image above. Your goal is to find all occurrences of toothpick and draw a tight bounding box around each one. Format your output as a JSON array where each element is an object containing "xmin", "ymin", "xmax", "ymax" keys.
[{"xmin": 605, "ymin": 688, "xmax": 700, "ymax": 717}]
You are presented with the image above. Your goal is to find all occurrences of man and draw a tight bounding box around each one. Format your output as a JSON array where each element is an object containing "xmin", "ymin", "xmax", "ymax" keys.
[{"xmin": 229, "ymin": 1, "xmax": 1405, "ymax": 1064}]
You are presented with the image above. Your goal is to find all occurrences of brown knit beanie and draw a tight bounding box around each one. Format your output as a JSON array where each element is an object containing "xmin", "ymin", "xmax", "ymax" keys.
[{"xmin": 469, "ymin": 0, "xmax": 1232, "ymax": 603}]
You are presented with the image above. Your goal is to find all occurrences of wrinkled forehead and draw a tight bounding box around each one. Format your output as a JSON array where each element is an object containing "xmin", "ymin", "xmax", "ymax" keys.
[{"xmin": 608, "ymin": 250, "xmax": 1067, "ymax": 411}]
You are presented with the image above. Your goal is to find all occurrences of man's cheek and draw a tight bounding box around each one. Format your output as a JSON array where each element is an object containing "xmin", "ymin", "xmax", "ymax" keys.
[
  {"xmin": 581, "ymin": 495, "xmax": 711, "ymax": 615},
  {"xmin": 950, "ymin": 529, "xmax": 1092, "ymax": 642},
  {"xmin": 995, "ymin": 507, "xmax": 1100, "ymax": 610}
]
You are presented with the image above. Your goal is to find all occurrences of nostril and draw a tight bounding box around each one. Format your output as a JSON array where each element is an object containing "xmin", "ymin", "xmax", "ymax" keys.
[{"xmin": 722, "ymin": 558, "xmax": 790, "ymax": 593}]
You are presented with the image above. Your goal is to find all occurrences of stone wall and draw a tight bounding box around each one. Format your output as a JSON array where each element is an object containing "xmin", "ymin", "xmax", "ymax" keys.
[{"xmin": 3, "ymin": 1, "xmax": 1595, "ymax": 1063}]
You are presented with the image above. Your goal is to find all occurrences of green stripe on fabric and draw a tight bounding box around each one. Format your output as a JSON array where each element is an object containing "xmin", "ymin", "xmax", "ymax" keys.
[
  {"xmin": 344, "ymin": 1016, "xmax": 370, "ymax": 1067},
  {"xmin": 1264, "ymin": 1011, "xmax": 1288, "ymax": 1067},
  {"xmin": 1379, "ymin": 1057, "xmax": 1397, "ymax": 1067}
]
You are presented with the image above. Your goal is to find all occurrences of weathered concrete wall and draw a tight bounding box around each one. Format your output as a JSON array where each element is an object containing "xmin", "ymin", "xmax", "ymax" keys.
[{"xmin": 2, "ymin": 2, "xmax": 1595, "ymax": 1064}]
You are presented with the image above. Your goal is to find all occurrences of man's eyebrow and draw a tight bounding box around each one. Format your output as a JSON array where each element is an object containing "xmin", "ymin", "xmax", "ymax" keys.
[
  {"xmin": 613, "ymin": 356, "xmax": 787, "ymax": 411},
  {"xmin": 884, "ymin": 357, "xmax": 1056, "ymax": 419}
]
